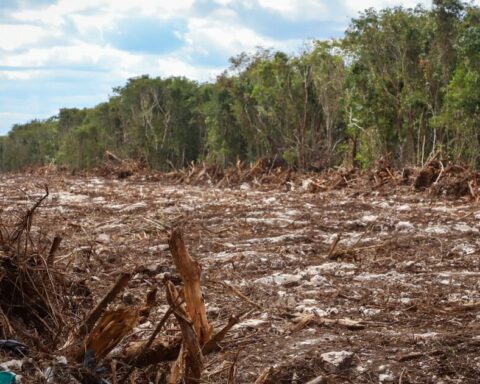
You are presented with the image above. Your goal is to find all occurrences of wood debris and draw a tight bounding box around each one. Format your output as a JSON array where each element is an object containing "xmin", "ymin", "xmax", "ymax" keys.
[{"xmin": 1, "ymin": 169, "xmax": 479, "ymax": 383}]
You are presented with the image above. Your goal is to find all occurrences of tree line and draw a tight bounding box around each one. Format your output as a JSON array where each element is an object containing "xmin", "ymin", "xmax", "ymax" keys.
[{"xmin": 1, "ymin": 0, "xmax": 479, "ymax": 172}]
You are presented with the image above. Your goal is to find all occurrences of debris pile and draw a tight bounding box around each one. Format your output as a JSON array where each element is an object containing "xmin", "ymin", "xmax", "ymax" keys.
[
  {"xmin": 0, "ymin": 187, "xmax": 70, "ymax": 345},
  {"xmin": 158, "ymin": 157, "xmax": 292, "ymax": 188},
  {"xmin": 116, "ymin": 156, "xmax": 479, "ymax": 201},
  {"xmin": 0, "ymin": 189, "xmax": 240, "ymax": 383},
  {"xmin": 413, "ymin": 159, "xmax": 443, "ymax": 190},
  {"xmin": 414, "ymin": 160, "xmax": 479, "ymax": 200},
  {"xmin": 97, "ymin": 151, "xmax": 145, "ymax": 179},
  {"xmin": 430, "ymin": 165, "xmax": 479, "ymax": 199}
]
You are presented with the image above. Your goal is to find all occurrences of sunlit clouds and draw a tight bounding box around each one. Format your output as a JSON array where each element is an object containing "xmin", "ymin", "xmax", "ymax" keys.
[{"xmin": 0, "ymin": 0, "xmax": 442, "ymax": 133}]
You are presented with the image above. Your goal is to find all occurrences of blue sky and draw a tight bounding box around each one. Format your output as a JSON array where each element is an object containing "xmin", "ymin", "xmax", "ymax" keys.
[{"xmin": 0, "ymin": 0, "xmax": 439, "ymax": 134}]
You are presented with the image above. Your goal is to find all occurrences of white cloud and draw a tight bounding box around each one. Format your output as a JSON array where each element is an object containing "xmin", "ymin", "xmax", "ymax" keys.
[
  {"xmin": 156, "ymin": 57, "xmax": 222, "ymax": 81},
  {"xmin": 0, "ymin": 24, "xmax": 59, "ymax": 51},
  {"xmin": 12, "ymin": 1, "xmax": 94, "ymax": 27},
  {"xmin": 0, "ymin": 42, "xmax": 131, "ymax": 68},
  {"xmin": 186, "ymin": 19, "xmax": 271, "ymax": 56},
  {"xmin": 69, "ymin": 13, "xmax": 117, "ymax": 37},
  {"xmin": 257, "ymin": 0, "xmax": 330, "ymax": 20},
  {"xmin": 4, "ymin": 0, "xmax": 477, "ymax": 134},
  {"xmin": 184, "ymin": 7, "xmax": 301, "ymax": 59},
  {"xmin": 0, "ymin": 70, "xmax": 42, "ymax": 80},
  {"xmin": 11, "ymin": 0, "xmax": 196, "ymax": 27},
  {"xmin": 0, "ymin": 40, "xmax": 220, "ymax": 83},
  {"xmin": 6, "ymin": 0, "xmax": 199, "ymax": 58},
  {"xmin": 344, "ymin": 0, "xmax": 432, "ymax": 14}
]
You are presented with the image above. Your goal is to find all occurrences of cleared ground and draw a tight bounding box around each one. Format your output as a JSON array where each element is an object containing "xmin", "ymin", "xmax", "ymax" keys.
[{"xmin": 1, "ymin": 172, "xmax": 479, "ymax": 383}]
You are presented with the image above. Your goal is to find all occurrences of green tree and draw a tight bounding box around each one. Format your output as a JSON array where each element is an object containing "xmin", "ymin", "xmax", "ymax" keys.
[{"xmin": 437, "ymin": 5, "xmax": 480, "ymax": 165}]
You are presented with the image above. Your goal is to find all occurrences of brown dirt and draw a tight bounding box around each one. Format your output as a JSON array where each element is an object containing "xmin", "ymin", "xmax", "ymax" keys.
[{"xmin": 0, "ymin": 171, "xmax": 479, "ymax": 383}]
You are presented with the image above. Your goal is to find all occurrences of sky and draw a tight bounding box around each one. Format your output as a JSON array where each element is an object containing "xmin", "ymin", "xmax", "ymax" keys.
[{"xmin": 0, "ymin": 0, "xmax": 437, "ymax": 134}]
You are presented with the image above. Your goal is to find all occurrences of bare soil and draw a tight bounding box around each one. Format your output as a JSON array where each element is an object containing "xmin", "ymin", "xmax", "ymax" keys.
[{"xmin": 0, "ymin": 172, "xmax": 479, "ymax": 383}]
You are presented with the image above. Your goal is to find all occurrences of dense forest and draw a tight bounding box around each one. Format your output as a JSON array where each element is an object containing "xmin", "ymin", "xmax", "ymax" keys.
[{"xmin": 1, "ymin": 0, "xmax": 479, "ymax": 172}]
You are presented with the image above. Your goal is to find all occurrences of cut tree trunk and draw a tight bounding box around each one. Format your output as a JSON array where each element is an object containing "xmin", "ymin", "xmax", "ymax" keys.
[
  {"xmin": 166, "ymin": 281, "xmax": 203, "ymax": 384},
  {"xmin": 168, "ymin": 228, "xmax": 212, "ymax": 346}
]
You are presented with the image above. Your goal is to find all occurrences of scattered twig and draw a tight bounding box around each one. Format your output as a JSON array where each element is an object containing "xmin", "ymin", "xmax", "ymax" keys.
[
  {"xmin": 433, "ymin": 160, "xmax": 444, "ymax": 185},
  {"xmin": 203, "ymin": 313, "xmax": 242, "ymax": 354},
  {"xmin": 47, "ymin": 235, "xmax": 62, "ymax": 265},
  {"xmin": 327, "ymin": 233, "xmax": 342, "ymax": 259},
  {"xmin": 305, "ymin": 376, "xmax": 327, "ymax": 384},
  {"xmin": 120, "ymin": 306, "xmax": 175, "ymax": 382},
  {"xmin": 227, "ymin": 350, "xmax": 241, "ymax": 384},
  {"xmin": 254, "ymin": 366, "xmax": 274, "ymax": 384},
  {"xmin": 211, "ymin": 280, "xmax": 262, "ymax": 310}
]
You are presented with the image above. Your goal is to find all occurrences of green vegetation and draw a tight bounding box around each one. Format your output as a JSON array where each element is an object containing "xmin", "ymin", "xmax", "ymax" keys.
[{"xmin": 1, "ymin": 1, "xmax": 479, "ymax": 172}]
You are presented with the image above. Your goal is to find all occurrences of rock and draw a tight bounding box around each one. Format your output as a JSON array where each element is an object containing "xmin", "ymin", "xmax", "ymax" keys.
[
  {"xmin": 396, "ymin": 221, "xmax": 414, "ymax": 231},
  {"xmin": 320, "ymin": 351, "xmax": 353, "ymax": 369},
  {"xmin": 301, "ymin": 179, "xmax": 321, "ymax": 193},
  {"xmin": 233, "ymin": 318, "xmax": 267, "ymax": 330},
  {"xmin": 120, "ymin": 202, "xmax": 148, "ymax": 212},
  {"xmin": 453, "ymin": 223, "xmax": 478, "ymax": 233},
  {"xmin": 148, "ymin": 244, "xmax": 169, "ymax": 252},
  {"xmin": 137, "ymin": 263, "xmax": 163, "ymax": 276},
  {"xmin": 361, "ymin": 214, "xmax": 378, "ymax": 224},
  {"xmin": 54, "ymin": 356, "xmax": 67, "ymax": 365},
  {"xmin": 379, "ymin": 372, "xmax": 395, "ymax": 382},
  {"xmin": 43, "ymin": 356, "xmax": 73, "ymax": 384},
  {"xmin": 96, "ymin": 233, "xmax": 110, "ymax": 243},
  {"xmin": 308, "ymin": 274, "xmax": 328, "ymax": 287},
  {"xmin": 361, "ymin": 307, "xmax": 381, "ymax": 317},
  {"xmin": 0, "ymin": 360, "xmax": 23, "ymax": 372},
  {"xmin": 255, "ymin": 273, "xmax": 303, "ymax": 286},
  {"xmin": 396, "ymin": 204, "xmax": 411, "ymax": 211}
]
